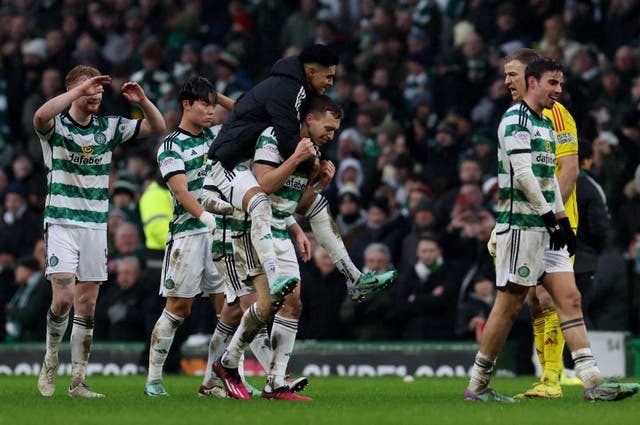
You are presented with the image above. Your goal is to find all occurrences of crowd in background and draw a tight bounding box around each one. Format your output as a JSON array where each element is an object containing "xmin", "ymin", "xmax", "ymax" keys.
[{"xmin": 0, "ymin": 0, "xmax": 639, "ymax": 361}]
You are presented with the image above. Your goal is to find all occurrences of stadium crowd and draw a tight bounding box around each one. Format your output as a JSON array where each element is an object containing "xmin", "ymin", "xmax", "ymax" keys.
[{"xmin": 0, "ymin": 0, "xmax": 640, "ymax": 360}]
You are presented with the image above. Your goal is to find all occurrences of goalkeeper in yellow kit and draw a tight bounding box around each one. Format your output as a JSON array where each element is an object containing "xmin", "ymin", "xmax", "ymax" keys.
[{"xmin": 502, "ymin": 48, "xmax": 579, "ymax": 398}]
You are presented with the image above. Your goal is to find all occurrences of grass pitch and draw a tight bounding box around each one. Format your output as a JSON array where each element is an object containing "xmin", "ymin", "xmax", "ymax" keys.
[{"xmin": 1, "ymin": 376, "xmax": 639, "ymax": 425}]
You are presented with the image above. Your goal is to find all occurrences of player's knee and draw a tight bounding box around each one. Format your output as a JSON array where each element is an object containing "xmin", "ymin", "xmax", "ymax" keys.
[
  {"xmin": 75, "ymin": 298, "xmax": 97, "ymax": 316},
  {"xmin": 535, "ymin": 290, "xmax": 553, "ymax": 309},
  {"xmin": 561, "ymin": 289, "xmax": 582, "ymax": 312},
  {"xmin": 222, "ymin": 303, "xmax": 243, "ymax": 326},
  {"xmin": 504, "ymin": 301, "xmax": 524, "ymax": 321},
  {"xmin": 166, "ymin": 299, "xmax": 192, "ymax": 319},
  {"xmin": 51, "ymin": 297, "xmax": 73, "ymax": 315}
]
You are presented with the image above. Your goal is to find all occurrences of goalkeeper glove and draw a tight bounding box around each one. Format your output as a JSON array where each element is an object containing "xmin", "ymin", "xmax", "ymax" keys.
[
  {"xmin": 541, "ymin": 210, "xmax": 567, "ymax": 251},
  {"xmin": 558, "ymin": 217, "xmax": 576, "ymax": 256}
]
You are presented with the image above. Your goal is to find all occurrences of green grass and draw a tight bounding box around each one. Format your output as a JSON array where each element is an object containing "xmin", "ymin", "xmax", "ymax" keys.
[{"xmin": 1, "ymin": 376, "xmax": 639, "ymax": 425}]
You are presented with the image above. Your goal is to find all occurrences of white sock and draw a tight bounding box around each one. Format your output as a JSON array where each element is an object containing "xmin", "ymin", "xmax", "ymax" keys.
[
  {"xmin": 44, "ymin": 308, "xmax": 69, "ymax": 365},
  {"xmin": 147, "ymin": 310, "xmax": 183, "ymax": 383},
  {"xmin": 335, "ymin": 257, "xmax": 362, "ymax": 284},
  {"xmin": 247, "ymin": 193, "xmax": 279, "ymax": 284},
  {"xmin": 222, "ymin": 304, "xmax": 267, "ymax": 369},
  {"xmin": 70, "ymin": 315, "xmax": 94, "ymax": 387},
  {"xmin": 249, "ymin": 326, "xmax": 272, "ymax": 372},
  {"xmin": 267, "ymin": 315, "xmax": 298, "ymax": 390},
  {"xmin": 572, "ymin": 348, "xmax": 602, "ymax": 388},
  {"xmin": 468, "ymin": 351, "xmax": 496, "ymax": 393},
  {"xmin": 306, "ymin": 196, "xmax": 360, "ymax": 283},
  {"xmin": 203, "ymin": 320, "xmax": 236, "ymax": 387}
]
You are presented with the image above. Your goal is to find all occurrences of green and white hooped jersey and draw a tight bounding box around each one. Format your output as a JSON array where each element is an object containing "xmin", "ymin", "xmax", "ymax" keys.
[
  {"xmin": 37, "ymin": 113, "xmax": 140, "ymax": 229},
  {"xmin": 496, "ymin": 102, "xmax": 557, "ymax": 231},
  {"xmin": 158, "ymin": 125, "xmax": 219, "ymax": 240},
  {"xmin": 253, "ymin": 127, "xmax": 309, "ymax": 239}
]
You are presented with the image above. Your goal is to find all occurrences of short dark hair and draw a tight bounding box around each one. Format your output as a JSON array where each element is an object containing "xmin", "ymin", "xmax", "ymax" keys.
[
  {"xmin": 179, "ymin": 76, "xmax": 217, "ymax": 105},
  {"xmin": 300, "ymin": 44, "xmax": 339, "ymax": 68},
  {"xmin": 306, "ymin": 94, "xmax": 344, "ymax": 120},
  {"xmin": 504, "ymin": 48, "xmax": 540, "ymax": 66},
  {"xmin": 525, "ymin": 57, "xmax": 564, "ymax": 89}
]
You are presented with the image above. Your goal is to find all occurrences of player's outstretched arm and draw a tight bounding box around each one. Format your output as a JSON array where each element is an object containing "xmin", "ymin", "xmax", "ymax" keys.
[
  {"xmin": 33, "ymin": 75, "xmax": 112, "ymax": 133},
  {"xmin": 121, "ymin": 82, "xmax": 166, "ymax": 138}
]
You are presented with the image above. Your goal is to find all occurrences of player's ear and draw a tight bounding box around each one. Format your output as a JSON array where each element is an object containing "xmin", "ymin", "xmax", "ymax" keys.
[
  {"xmin": 304, "ymin": 65, "xmax": 315, "ymax": 80},
  {"xmin": 304, "ymin": 112, "xmax": 314, "ymax": 124}
]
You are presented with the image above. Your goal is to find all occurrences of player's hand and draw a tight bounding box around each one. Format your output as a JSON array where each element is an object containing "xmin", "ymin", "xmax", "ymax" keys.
[
  {"xmin": 558, "ymin": 217, "xmax": 576, "ymax": 256},
  {"xmin": 541, "ymin": 211, "xmax": 567, "ymax": 251},
  {"xmin": 487, "ymin": 227, "xmax": 497, "ymax": 257},
  {"xmin": 314, "ymin": 160, "xmax": 335, "ymax": 191},
  {"xmin": 295, "ymin": 231, "xmax": 311, "ymax": 263},
  {"xmin": 75, "ymin": 75, "xmax": 111, "ymax": 97},
  {"xmin": 198, "ymin": 211, "xmax": 217, "ymax": 235},
  {"xmin": 121, "ymin": 82, "xmax": 147, "ymax": 104},
  {"xmin": 293, "ymin": 138, "xmax": 316, "ymax": 163}
]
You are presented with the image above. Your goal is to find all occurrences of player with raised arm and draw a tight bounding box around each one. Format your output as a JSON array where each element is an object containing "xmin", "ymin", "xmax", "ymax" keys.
[
  {"xmin": 464, "ymin": 57, "xmax": 640, "ymax": 402},
  {"xmin": 34, "ymin": 65, "xmax": 165, "ymax": 397}
]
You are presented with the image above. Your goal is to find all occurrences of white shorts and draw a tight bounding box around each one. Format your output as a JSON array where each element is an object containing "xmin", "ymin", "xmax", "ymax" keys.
[
  {"xmin": 495, "ymin": 228, "xmax": 572, "ymax": 288},
  {"xmin": 44, "ymin": 224, "xmax": 107, "ymax": 282},
  {"xmin": 213, "ymin": 213, "xmax": 301, "ymax": 301},
  {"xmin": 160, "ymin": 232, "xmax": 224, "ymax": 298},
  {"xmin": 204, "ymin": 159, "xmax": 259, "ymax": 209}
]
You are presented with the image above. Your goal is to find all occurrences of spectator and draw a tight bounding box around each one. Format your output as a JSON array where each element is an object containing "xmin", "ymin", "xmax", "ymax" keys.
[
  {"xmin": 0, "ymin": 232, "xmax": 17, "ymax": 343},
  {"xmin": 340, "ymin": 242, "xmax": 398, "ymax": 340},
  {"xmin": 537, "ymin": 15, "xmax": 581, "ymax": 65},
  {"xmin": 396, "ymin": 233, "xmax": 464, "ymax": 340},
  {"xmin": 398, "ymin": 195, "xmax": 438, "ymax": 275},
  {"xmin": 417, "ymin": 122, "xmax": 462, "ymax": 198},
  {"xmin": 111, "ymin": 172, "xmax": 141, "ymax": 227},
  {"xmin": 95, "ymin": 256, "xmax": 149, "ymax": 341},
  {"xmin": 0, "ymin": 181, "xmax": 42, "ymax": 257},
  {"xmin": 334, "ymin": 184, "xmax": 367, "ymax": 250},
  {"xmin": 350, "ymin": 196, "xmax": 405, "ymax": 269},
  {"xmin": 214, "ymin": 51, "xmax": 245, "ymax": 100},
  {"xmin": 107, "ymin": 221, "xmax": 143, "ymax": 275},
  {"xmin": 5, "ymin": 256, "xmax": 50, "ymax": 342},
  {"xmin": 574, "ymin": 141, "xmax": 611, "ymax": 326},
  {"xmin": 456, "ymin": 275, "xmax": 496, "ymax": 341},
  {"xmin": 130, "ymin": 40, "xmax": 176, "ymax": 114},
  {"xmin": 298, "ymin": 246, "xmax": 347, "ymax": 340},
  {"xmin": 280, "ymin": 0, "xmax": 318, "ymax": 51},
  {"xmin": 21, "ymin": 67, "xmax": 64, "ymax": 158}
]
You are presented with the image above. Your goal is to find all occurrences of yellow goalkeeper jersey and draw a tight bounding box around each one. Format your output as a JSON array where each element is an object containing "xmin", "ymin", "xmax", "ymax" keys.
[{"xmin": 543, "ymin": 102, "xmax": 578, "ymax": 232}]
